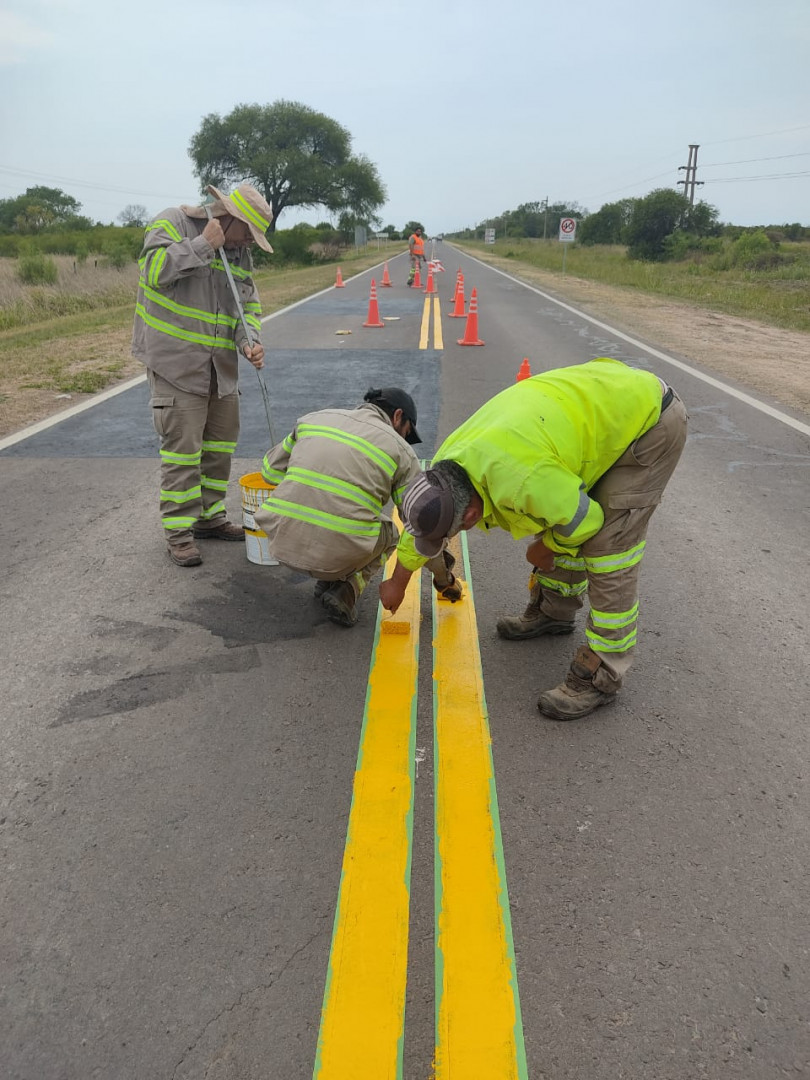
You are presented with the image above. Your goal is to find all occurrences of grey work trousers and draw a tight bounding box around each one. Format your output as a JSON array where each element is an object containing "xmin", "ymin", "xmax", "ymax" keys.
[
  {"xmin": 536, "ymin": 390, "xmax": 688, "ymax": 691},
  {"xmin": 147, "ymin": 369, "xmax": 240, "ymax": 545}
]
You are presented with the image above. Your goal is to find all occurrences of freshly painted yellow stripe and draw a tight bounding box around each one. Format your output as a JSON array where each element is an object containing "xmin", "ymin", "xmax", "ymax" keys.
[
  {"xmin": 433, "ymin": 295, "xmax": 443, "ymax": 350},
  {"xmin": 419, "ymin": 294, "xmax": 431, "ymax": 350},
  {"xmin": 313, "ymin": 545, "xmax": 421, "ymax": 1079},
  {"xmin": 433, "ymin": 534, "xmax": 528, "ymax": 1078}
]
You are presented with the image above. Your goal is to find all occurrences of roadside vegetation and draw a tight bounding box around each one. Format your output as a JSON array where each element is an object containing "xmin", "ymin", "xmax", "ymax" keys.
[{"xmin": 454, "ymin": 235, "xmax": 810, "ymax": 333}]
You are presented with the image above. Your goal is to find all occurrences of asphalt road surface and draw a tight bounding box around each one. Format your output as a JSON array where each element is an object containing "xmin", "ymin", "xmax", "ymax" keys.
[{"xmin": 2, "ymin": 246, "xmax": 809, "ymax": 1079}]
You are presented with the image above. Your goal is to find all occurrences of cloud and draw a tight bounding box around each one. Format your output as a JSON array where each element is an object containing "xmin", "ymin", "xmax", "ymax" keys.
[{"xmin": 0, "ymin": 12, "xmax": 55, "ymax": 65}]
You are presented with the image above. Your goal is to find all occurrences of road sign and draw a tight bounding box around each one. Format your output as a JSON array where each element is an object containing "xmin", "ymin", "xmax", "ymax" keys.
[
  {"xmin": 484, "ymin": 228, "xmax": 496, "ymax": 244},
  {"xmin": 558, "ymin": 218, "xmax": 577, "ymax": 243}
]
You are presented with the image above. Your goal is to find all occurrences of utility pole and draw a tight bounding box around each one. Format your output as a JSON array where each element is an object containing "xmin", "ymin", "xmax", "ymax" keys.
[
  {"xmin": 677, "ymin": 144, "xmax": 704, "ymax": 205},
  {"xmin": 542, "ymin": 196, "xmax": 549, "ymax": 240}
]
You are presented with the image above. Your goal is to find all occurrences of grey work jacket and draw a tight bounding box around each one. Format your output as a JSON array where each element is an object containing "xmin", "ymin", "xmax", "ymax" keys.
[
  {"xmin": 254, "ymin": 404, "xmax": 423, "ymax": 578},
  {"xmin": 131, "ymin": 205, "xmax": 262, "ymax": 398}
]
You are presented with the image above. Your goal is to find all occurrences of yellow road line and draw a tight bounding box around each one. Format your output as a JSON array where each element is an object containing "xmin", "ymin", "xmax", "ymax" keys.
[
  {"xmin": 433, "ymin": 295, "xmax": 443, "ymax": 350},
  {"xmin": 432, "ymin": 534, "xmax": 528, "ymax": 1078},
  {"xmin": 419, "ymin": 294, "xmax": 431, "ymax": 349},
  {"xmin": 313, "ymin": 552, "xmax": 422, "ymax": 1079}
]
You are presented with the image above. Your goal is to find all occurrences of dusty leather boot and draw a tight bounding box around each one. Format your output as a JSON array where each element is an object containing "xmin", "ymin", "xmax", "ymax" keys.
[
  {"xmin": 537, "ymin": 646, "xmax": 618, "ymax": 721},
  {"xmin": 168, "ymin": 540, "xmax": 202, "ymax": 567},
  {"xmin": 193, "ymin": 521, "xmax": 245, "ymax": 540},
  {"xmin": 321, "ymin": 575, "xmax": 364, "ymax": 628},
  {"xmin": 496, "ymin": 579, "xmax": 575, "ymax": 640}
]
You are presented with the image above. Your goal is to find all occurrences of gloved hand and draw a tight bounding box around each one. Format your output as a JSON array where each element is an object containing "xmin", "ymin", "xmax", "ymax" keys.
[
  {"xmin": 433, "ymin": 552, "xmax": 462, "ymax": 602},
  {"xmin": 434, "ymin": 575, "xmax": 463, "ymax": 603}
]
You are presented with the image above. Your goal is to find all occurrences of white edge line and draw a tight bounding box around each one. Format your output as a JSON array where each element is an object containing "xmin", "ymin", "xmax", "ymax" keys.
[
  {"xmin": 0, "ymin": 255, "xmax": 409, "ymax": 453},
  {"xmin": 0, "ymin": 373, "xmax": 148, "ymax": 452},
  {"xmin": 459, "ymin": 248, "xmax": 810, "ymax": 439}
]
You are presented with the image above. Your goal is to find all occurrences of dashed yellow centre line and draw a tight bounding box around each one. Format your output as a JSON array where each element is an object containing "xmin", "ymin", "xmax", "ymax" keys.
[
  {"xmin": 433, "ymin": 534, "xmax": 528, "ymax": 1077},
  {"xmin": 313, "ymin": 548, "xmax": 421, "ymax": 1079}
]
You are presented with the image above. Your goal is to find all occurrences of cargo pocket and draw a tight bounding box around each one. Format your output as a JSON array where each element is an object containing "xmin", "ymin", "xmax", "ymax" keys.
[
  {"xmin": 149, "ymin": 395, "xmax": 174, "ymax": 437},
  {"xmin": 607, "ymin": 490, "xmax": 661, "ymax": 510}
]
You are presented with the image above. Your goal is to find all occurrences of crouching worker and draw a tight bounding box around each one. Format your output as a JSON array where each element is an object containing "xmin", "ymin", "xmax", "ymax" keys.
[
  {"xmin": 380, "ymin": 358, "xmax": 687, "ymax": 719},
  {"xmin": 253, "ymin": 388, "xmax": 462, "ymax": 627}
]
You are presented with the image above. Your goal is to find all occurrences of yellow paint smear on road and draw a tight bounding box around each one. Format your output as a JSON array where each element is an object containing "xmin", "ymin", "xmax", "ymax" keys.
[
  {"xmin": 432, "ymin": 535, "xmax": 528, "ymax": 1078},
  {"xmin": 313, "ymin": 550, "xmax": 421, "ymax": 1080}
]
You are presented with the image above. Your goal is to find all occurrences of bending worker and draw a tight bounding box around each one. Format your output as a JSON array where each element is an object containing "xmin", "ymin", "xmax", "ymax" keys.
[
  {"xmin": 380, "ymin": 358, "xmax": 688, "ymax": 720},
  {"xmin": 254, "ymin": 388, "xmax": 461, "ymax": 628},
  {"xmin": 407, "ymin": 226, "xmax": 426, "ymax": 286},
  {"xmin": 132, "ymin": 183, "xmax": 273, "ymax": 568}
]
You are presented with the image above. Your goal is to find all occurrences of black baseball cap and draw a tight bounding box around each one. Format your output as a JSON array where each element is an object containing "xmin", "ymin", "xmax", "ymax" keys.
[{"xmin": 363, "ymin": 387, "xmax": 421, "ymax": 444}]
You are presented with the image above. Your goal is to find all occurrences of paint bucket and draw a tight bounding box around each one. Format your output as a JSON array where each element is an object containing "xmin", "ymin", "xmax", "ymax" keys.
[{"xmin": 239, "ymin": 471, "xmax": 278, "ymax": 566}]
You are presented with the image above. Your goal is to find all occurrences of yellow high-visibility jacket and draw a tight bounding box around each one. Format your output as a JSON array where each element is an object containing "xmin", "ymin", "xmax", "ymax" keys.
[{"xmin": 397, "ymin": 358, "xmax": 663, "ymax": 571}]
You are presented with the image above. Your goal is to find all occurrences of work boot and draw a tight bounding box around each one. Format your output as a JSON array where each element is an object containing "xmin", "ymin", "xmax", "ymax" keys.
[
  {"xmin": 496, "ymin": 584, "xmax": 575, "ymax": 639},
  {"xmin": 537, "ymin": 646, "xmax": 617, "ymax": 721},
  {"xmin": 321, "ymin": 580, "xmax": 360, "ymax": 628},
  {"xmin": 193, "ymin": 521, "xmax": 245, "ymax": 541},
  {"xmin": 313, "ymin": 580, "xmax": 331, "ymax": 599},
  {"xmin": 168, "ymin": 540, "xmax": 202, "ymax": 567}
]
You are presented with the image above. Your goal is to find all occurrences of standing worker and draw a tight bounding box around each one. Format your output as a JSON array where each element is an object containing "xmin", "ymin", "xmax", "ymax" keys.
[
  {"xmin": 381, "ymin": 358, "xmax": 688, "ymax": 720},
  {"xmin": 132, "ymin": 183, "xmax": 274, "ymax": 567},
  {"xmin": 254, "ymin": 388, "xmax": 462, "ymax": 627},
  {"xmin": 407, "ymin": 225, "xmax": 426, "ymax": 286}
]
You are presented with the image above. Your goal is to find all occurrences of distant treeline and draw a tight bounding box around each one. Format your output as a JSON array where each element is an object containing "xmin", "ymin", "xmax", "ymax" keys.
[{"xmin": 449, "ymin": 192, "xmax": 809, "ymax": 262}]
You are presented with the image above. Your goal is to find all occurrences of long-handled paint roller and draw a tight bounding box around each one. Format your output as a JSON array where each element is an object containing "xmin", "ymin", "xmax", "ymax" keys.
[{"xmin": 205, "ymin": 205, "xmax": 276, "ymax": 445}]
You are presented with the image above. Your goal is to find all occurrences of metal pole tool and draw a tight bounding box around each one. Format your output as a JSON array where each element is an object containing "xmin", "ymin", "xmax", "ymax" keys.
[{"xmin": 205, "ymin": 205, "xmax": 276, "ymax": 445}]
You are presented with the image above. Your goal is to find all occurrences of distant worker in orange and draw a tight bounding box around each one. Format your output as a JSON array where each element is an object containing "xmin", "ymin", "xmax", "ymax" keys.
[{"xmin": 407, "ymin": 225, "xmax": 426, "ymax": 286}]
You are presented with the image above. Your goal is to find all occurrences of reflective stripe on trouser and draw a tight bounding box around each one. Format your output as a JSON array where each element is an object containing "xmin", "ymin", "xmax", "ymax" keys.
[
  {"xmin": 148, "ymin": 369, "xmax": 240, "ymax": 544},
  {"xmin": 536, "ymin": 392, "xmax": 688, "ymax": 687}
]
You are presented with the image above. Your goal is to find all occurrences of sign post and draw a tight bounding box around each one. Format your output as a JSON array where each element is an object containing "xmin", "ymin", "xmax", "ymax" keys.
[{"xmin": 558, "ymin": 217, "xmax": 576, "ymax": 274}]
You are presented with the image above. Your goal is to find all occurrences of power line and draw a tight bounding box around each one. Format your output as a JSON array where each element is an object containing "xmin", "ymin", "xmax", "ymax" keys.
[
  {"xmin": 702, "ymin": 170, "xmax": 810, "ymax": 183},
  {"xmin": 701, "ymin": 152, "xmax": 810, "ymax": 168},
  {"xmin": 701, "ymin": 123, "xmax": 810, "ymax": 148},
  {"xmin": 0, "ymin": 165, "xmax": 194, "ymax": 203}
]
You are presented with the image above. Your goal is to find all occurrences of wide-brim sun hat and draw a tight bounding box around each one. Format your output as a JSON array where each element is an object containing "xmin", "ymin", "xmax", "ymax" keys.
[{"xmin": 207, "ymin": 183, "xmax": 274, "ymax": 252}]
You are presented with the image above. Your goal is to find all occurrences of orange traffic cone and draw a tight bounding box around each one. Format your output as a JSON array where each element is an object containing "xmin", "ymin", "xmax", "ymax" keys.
[
  {"xmin": 363, "ymin": 279, "xmax": 385, "ymax": 327},
  {"xmin": 516, "ymin": 358, "xmax": 532, "ymax": 382},
  {"xmin": 424, "ymin": 264, "xmax": 437, "ymax": 294},
  {"xmin": 412, "ymin": 262, "xmax": 422, "ymax": 289},
  {"xmin": 380, "ymin": 261, "xmax": 393, "ymax": 287},
  {"xmin": 457, "ymin": 288, "xmax": 484, "ymax": 346},
  {"xmin": 448, "ymin": 273, "xmax": 466, "ymax": 318},
  {"xmin": 335, "ymin": 266, "xmax": 345, "ymax": 288}
]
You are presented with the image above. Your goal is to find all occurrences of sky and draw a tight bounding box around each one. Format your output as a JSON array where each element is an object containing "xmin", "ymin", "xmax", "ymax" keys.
[{"xmin": 1, "ymin": 0, "xmax": 808, "ymax": 233}]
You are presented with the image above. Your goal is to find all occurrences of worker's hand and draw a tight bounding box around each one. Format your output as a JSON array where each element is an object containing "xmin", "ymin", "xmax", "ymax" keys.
[
  {"xmin": 433, "ymin": 574, "xmax": 463, "ymax": 603},
  {"xmin": 202, "ymin": 218, "xmax": 226, "ymax": 249},
  {"xmin": 526, "ymin": 537, "xmax": 556, "ymax": 572},
  {"xmin": 379, "ymin": 577, "xmax": 407, "ymax": 614},
  {"xmin": 243, "ymin": 342, "xmax": 265, "ymax": 369}
]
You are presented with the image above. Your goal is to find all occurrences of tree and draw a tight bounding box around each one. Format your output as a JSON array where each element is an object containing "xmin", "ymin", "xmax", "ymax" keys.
[
  {"xmin": 401, "ymin": 221, "xmax": 425, "ymax": 240},
  {"xmin": 625, "ymin": 188, "xmax": 691, "ymax": 260},
  {"xmin": 188, "ymin": 101, "xmax": 386, "ymax": 233},
  {"xmin": 118, "ymin": 204, "xmax": 148, "ymax": 228},
  {"xmin": 579, "ymin": 199, "xmax": 637, "ymax": 246},
  {"xmin": 0, "ymin": 186, "xmax": 82, "ymax": 234}
]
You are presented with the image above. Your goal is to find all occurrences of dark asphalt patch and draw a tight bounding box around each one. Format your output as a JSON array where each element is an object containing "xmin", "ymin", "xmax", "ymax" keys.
[{"xmin": 2, "ymin": 349, "xmax": 440, "ymax": 459}]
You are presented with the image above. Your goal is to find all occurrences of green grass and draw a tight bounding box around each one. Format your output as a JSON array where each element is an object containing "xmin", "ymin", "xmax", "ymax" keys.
[{"xmin": 456, "ymin": 238, "xmax": 810, "ymax": 332}]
